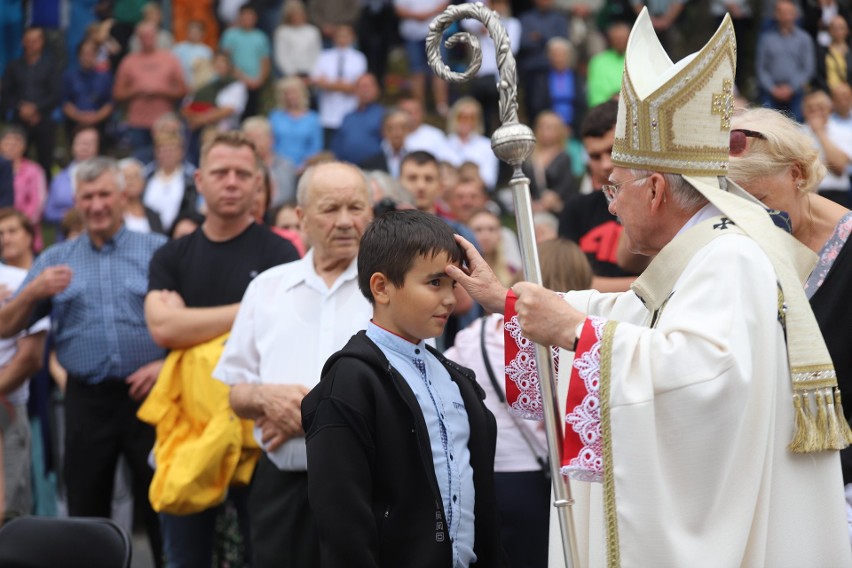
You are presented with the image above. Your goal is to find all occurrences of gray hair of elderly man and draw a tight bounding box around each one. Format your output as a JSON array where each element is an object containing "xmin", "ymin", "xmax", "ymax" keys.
[
  {"xmin": 628, "ymin": 169, "xmax": 709, "ymax": 213},
  {"xmin": 74, "ymin": 156, "xmax": 126, "ymax": 194},
  {"xmin": 295, "ymin": 161, "xmax": 372, "ymax": 208}
]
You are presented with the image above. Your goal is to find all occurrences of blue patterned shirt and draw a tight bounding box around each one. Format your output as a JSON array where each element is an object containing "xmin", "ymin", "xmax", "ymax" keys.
[
  {"xmin": 366, "ymin": 322, "xmax": 476, "ymax": 568},
  {"xmin": 18, "ymin": 226, "xmax": 167, "ymax": 383}
]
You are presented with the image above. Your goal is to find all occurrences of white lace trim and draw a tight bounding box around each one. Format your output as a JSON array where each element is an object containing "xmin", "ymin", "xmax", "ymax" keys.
[
  {"xmin": 563, "ymin": 316, "xmax": 607, "ymax": 482},
  {"xmin": 505, "ymin": 313, "xmax": 560, "ymax": 421}
]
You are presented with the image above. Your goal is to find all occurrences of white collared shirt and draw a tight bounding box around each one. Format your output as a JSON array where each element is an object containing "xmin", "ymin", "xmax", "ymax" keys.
[
  {"xmin": 310, "ymin": 46, "xmax": 368, "ymax": 128},
  {"xmin": 213, "ymin": 249, "xmax": 373, "ymax": 470}
]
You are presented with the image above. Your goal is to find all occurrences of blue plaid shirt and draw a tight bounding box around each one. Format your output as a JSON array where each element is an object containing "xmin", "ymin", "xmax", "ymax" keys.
[{"xmin": 18, "ymin": 226, "xmax": 167, "ymax": 383}]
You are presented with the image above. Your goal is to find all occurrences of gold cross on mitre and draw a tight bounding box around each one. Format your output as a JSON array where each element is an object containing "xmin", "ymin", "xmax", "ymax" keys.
[{"xmin": 711, "ymin": 79, "xmax": 734, "ymax": 130}]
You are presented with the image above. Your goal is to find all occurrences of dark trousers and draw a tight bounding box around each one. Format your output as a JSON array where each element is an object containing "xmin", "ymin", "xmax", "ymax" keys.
[
  {"xmin": 64, "ymin": 378, "xmax": 163, "ymax": 567},
  {"xmin": 248, "ymin": 455, "xmax": 319, "ymax": 568},
  {"xmin": 358, "ymin": 5, "xmax": 398, "ymax": 85},
  {"xmin": 494, "ymin": 470, "xmax": 551, "ymax": 568},
  {"xmin": 14, "ymin": 115, "xmax": 55, "ymax": 181}
]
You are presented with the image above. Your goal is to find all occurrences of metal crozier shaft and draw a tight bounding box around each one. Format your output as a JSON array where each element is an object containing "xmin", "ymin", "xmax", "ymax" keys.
[{"xmin": 426, "ymin": 5, "xmax": 579, "ymax": 568}]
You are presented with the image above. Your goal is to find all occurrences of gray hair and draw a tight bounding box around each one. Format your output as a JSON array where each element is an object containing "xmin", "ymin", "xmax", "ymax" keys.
[
  {"xmin": 296, "ymin": 161, "xmax": 371, "ymax": 208},
  {"xmin": 630, "ymin": 169, "xmax": 708, "ymax": 212},
  {"xmin": 118, "ymin": 157, "xmax": 144, "ymax": 172},
  {"xmin": 365, "ymin": 170, "xmax": 411, "ymax": 206},
  {"xmin": 242, "ymin": 115, "xmax": 272, "ymax": 137},
  {"xmin": 75, "ymin": 157, "xmax": 125, "ymax": 193},
  {"xmin": 533, "ymin": 211, "xmax": 559, "ymax": 233}
]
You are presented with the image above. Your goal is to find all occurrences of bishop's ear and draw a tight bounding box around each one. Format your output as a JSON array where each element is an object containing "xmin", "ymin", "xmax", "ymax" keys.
[
  {"xmin": 369, "ymin": 272, "xmax": 392, "ymax": 305},
  {"xmin": 648, "ymin": 173, "xmax": 668, "ymax": 210}
]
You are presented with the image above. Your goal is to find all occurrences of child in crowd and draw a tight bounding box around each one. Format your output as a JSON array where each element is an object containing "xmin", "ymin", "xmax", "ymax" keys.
[{"xmin": 302, "ymin": 210, "xmax": 508, "ymax": 568}]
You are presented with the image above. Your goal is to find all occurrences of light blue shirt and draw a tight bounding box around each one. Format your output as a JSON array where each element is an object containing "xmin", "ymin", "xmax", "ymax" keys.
[
  {"xmin": 18, "ymin": 226, "xmax": 167, "ymax": 382},
  {"xmin": 269, "ymin": 109, "xmax": 323, "ymax": 168},
  {"xmin": 172, "ymin": 41, "xmax": 213, "ymax": 84},
  {"xmin": 220, "ymin": 27, "xmax": 270, "ymax": 79},
  {"xmin": 366, "ymin": 322, "xmax": 476, "ymax": 568}
]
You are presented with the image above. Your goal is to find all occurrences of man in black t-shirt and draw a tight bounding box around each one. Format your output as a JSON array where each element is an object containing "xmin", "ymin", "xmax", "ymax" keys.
[
  {"xmin": 145, "ymin": 131, "xmax": 298, "ymax": 567},
  {"xmin": 559, "ymin": 101, "xmax": 647, "ymax": 291}
]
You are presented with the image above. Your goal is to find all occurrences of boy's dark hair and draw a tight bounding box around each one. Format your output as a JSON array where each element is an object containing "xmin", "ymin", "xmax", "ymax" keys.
[
  {"xmin": 358, "ymin": 210, "xmax": 464, "ymax": 304},
  {"xmin": 580, "ymin": 100, "xmax": 618, "ymax": 139},
  {"xmin": 400, "ymin": 150, "xmax": 439, "ymax": 171}
]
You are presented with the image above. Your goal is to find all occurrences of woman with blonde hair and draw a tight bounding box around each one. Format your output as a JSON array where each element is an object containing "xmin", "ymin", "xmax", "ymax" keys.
[
  {"xmin": 727, "ymin": 106, "xmax": 852, "ymax": 488},
  {"xmin": 273, "ymin": 1, "xmax": 321, "ymax": 78},
  {"xmin": 446, "ymin": 97, "xmax": 500, "ymax": 190},
  {"xmin": 269, "ymin": 76, "xmax": 322, "ymax": 170}
]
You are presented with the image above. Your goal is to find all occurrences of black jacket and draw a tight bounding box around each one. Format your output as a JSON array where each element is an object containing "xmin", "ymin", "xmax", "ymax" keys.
[{"xmin": 302, "ymin": 331, "xmax": 508, "ymax": 568}]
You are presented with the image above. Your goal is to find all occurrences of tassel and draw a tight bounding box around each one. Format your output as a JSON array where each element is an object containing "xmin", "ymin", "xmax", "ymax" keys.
[
  {"xmin": 789, "ymin": 393, "xmax": 816, "ymax": 453},
  {"xmin": 815, "ymin": 389, "xmax": 828, "ymax": 450},
  {"xmin": 834, "ymin": 388, "xmax": 852, "ymax": 446},
  {"xmin": 825, "ymin": 388, "xmax": 844, "ymax": 450}
]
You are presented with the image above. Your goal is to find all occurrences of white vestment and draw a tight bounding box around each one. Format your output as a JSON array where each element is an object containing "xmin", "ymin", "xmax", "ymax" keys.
[{"xmin": 512, "ymin": 220, "xmax": 851, "ymax": 567}]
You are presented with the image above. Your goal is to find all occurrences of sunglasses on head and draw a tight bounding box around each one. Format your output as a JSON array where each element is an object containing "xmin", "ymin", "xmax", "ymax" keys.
[{"xmin": 729, "ymin": 129, "xmax": 766, "ymax": 156}]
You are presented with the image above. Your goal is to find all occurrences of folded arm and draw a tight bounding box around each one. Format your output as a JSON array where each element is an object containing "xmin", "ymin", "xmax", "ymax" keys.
[{"xmin": 144, "ymin": 290, "xmax": 239, "ymax": 349}]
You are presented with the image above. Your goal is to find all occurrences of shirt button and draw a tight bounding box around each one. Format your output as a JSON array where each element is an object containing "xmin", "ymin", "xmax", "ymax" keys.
[
  {"xmin": 450, "ymin": 454, "xmax": 454, "ymax": 460},
  {"xmin": 415, "ymin": 348, "xmax": 420, "ymax": 354},
  {"xmin": 452, "ymin": 495, "xmax": 457, "ymax": 502}
]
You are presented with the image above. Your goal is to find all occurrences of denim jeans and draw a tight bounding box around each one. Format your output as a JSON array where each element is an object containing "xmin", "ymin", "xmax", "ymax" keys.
[{"xmin": 160, "ymin": 486, "xmax": 251, "ymax": 568}]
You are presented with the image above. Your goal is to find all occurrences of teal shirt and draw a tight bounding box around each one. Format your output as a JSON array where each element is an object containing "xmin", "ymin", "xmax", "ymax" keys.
[
  {"xmin": 586, "ymin": 49, "xmax": 625, "ymax": 107},
  {"xmin": 220, "ymin": 28, "xmax": 270, "ymax": 80}
]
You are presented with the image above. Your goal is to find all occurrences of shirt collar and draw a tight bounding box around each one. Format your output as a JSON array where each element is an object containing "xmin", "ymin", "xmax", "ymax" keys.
[
  {"xmin": 368, "ymin": 320, "xmax": 426, "ymax": 358},
  {"xmin": 83, "ymin": 225, "xmax": 127, "ymax": 251},
  {"xmin": 283, "ymin": 248, "xmax": 359, "ymax": 293}
]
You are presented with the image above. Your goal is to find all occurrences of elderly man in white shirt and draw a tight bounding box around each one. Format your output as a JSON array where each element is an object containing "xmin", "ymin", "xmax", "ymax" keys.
[{"xmin": 214, "ymin": 161, "xmax": 373, "ymax": 568}]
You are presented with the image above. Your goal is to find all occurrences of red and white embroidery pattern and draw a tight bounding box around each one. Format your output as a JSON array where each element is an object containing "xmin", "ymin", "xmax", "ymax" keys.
[
  {"xmin": 561, "ymin": 316, "xmax": 606, "ymax": 482},
  {"xmin": 505, "ymin": 313, "xmax": 560, "ymax": 420}
]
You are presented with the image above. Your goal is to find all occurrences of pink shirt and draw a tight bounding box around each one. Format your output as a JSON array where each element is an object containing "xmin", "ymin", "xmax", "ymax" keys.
[
  {"xmin": 14, "ymin": 159, "xmax": 46, "ymax": 223},
  {"xmin": 114, "ymin": 50, "xmax": 186, "ymax": 127},
  {"xmin": 13, "ymin": 159, "xmax": 46, "ymax": 251}
]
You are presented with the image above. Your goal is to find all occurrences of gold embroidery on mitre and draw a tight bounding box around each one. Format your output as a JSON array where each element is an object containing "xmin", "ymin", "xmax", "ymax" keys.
[{"xmin": 612, "ymin": 14, "xmax": 737, "ymax": 177}]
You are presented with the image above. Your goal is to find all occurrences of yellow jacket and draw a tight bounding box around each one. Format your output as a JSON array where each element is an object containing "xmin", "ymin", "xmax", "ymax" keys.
[{"xmin": 137, "ymin": 333, "xmax": 259, "ymax": 515}]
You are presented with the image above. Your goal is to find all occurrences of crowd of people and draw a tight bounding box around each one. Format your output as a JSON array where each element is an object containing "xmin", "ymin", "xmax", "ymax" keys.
[{"xmin": 0, "ymin": 0, "xmax": 850, "ymax": 567}]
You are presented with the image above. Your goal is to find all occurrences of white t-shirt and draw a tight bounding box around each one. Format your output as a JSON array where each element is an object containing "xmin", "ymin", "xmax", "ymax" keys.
[
  {"xmin": 0, "ymin": 265, "xmax": 50, "ymax": 406},
  {"xmin": 310, "ymin": 47, "xmax": 368, "ymax": 129},
  {"xmin": 446, "ymin": 133, "xmax": 500, "ymax": 189},
  {"xmin": 216, "ymin": 81, "xmax": 248, "ymax": 131},
  {"xmin": 274, "ymin": 24, "xmax": 322, "ymax": 76},
  {"xmin": 461, "ymin": 10, "xmax": 521, "ymax": 77},
  {"xmin": 806, "ymin": 117, "xmax": 852, "ymax": 191},
  {"xmin": 213, "ymin": 251, "xmax": 373, "ymax": 470},
  {"xmin": 395, "ymin": 0, "xmax": 448, "ymax": 41},
  {"xmin": 143, "ymin": 169, "xmax": 185, "ymax": 232},
  {"xmin": 405, "ymin": 123, "xmax": 453, "ymax": 163}
]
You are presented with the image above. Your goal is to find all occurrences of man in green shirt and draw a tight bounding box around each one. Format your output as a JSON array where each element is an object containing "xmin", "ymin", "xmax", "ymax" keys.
[{"xmin": 586, "ymin": 21, "xmax": 629, "ymax": 107}]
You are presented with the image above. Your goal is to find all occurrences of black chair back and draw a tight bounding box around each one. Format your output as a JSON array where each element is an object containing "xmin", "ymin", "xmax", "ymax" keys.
[{"xmin": 0, "ymin": 516, "xmax": 132, "ymax": 568}]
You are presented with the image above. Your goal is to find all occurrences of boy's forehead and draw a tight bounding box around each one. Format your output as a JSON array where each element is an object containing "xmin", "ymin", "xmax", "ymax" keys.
[{"xmin": 411, "ymin": 250, "xmax": 461, "ymax": 272}]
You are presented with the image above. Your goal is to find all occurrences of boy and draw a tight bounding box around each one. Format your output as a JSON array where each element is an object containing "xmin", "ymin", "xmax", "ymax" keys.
[{"xmin": 302, "ymin": 210, "xmax": 507, "ymax": 568}]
